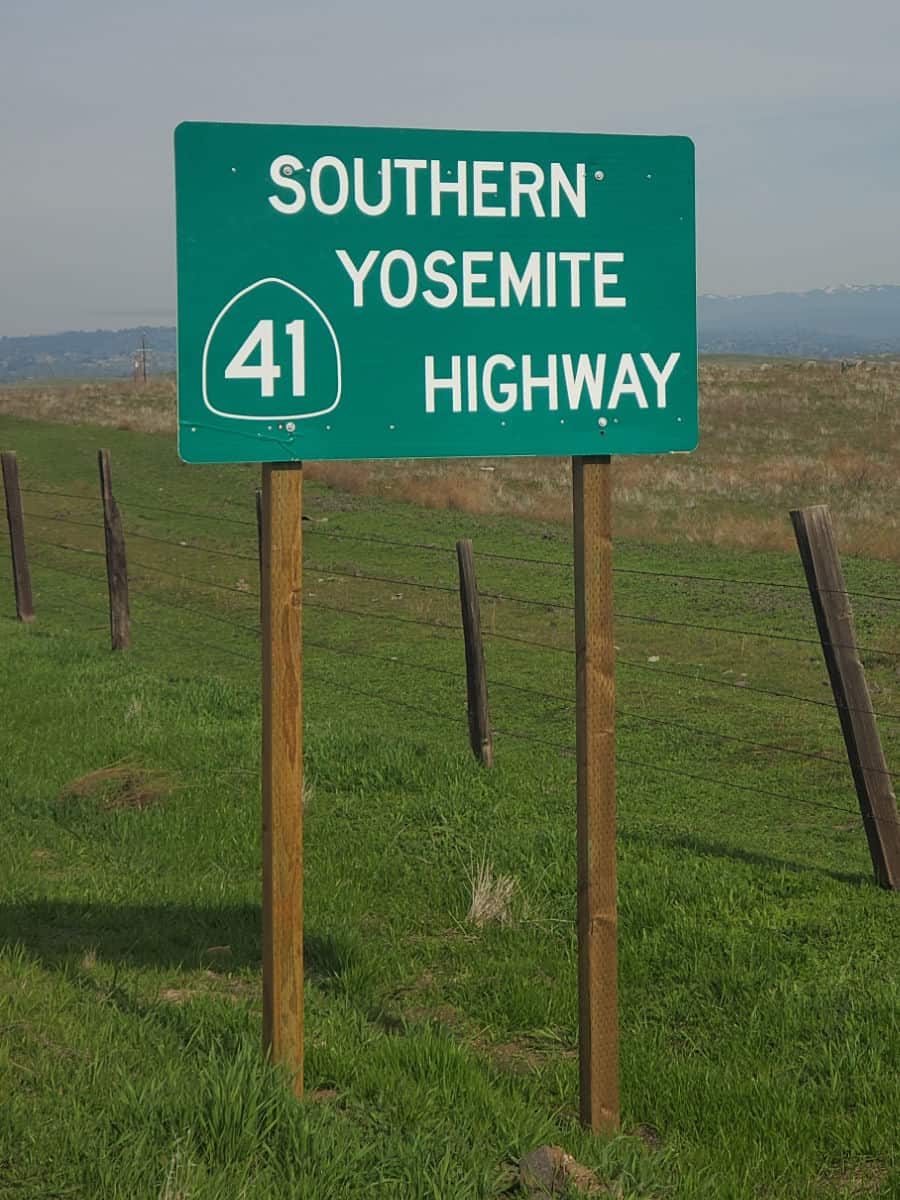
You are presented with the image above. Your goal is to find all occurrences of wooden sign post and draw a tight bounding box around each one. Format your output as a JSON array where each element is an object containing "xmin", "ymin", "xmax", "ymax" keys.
[
  {"xmin": 573, "ymin": 455, "xmax": 619, "ymax": 1132},
  {"xmin": 260, "ymin": 461, "xmax": 305, "ymax": 1096}
]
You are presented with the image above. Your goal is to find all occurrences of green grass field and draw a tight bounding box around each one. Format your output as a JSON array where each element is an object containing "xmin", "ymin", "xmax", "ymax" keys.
[{"xmin": 1, "ymin": 413, "xmax": 899, "ymax": 1199}]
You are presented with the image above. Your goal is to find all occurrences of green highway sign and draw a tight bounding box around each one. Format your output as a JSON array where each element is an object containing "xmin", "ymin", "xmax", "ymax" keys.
[{"xmin": 174, "ymin": 122, "xmax": 697, "ymax": 464}]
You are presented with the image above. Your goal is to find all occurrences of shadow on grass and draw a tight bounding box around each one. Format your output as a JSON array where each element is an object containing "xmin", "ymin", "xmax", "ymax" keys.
[
  {"xmin": 621, "ymin": 827, "xmax": 873, "ymax": 888},
  {"xmin": 0, "ymin": 899, "xmax": 357, "ymax": 982}
]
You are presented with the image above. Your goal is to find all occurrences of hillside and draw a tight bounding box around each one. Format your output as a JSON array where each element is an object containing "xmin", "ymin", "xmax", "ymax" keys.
[{"xmin": 0, "ymin": 326, "xmax": 176, "ymax": 381}]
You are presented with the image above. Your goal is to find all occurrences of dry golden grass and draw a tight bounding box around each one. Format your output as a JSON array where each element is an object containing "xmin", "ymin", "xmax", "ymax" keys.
[
  {"xmin": 58, "ymin": 762, "xmax": 173, "ymax": 811},
  {"xmin": 466, "ymin": 859, "xmax": 516, "ymax": 927},
  {"xmin": 0, "ymin": 376, "xmax": 176, "ymax": 434},
  {"xmin": 2, "ymin": 359, "xmax": 898, "ymax": 558}
]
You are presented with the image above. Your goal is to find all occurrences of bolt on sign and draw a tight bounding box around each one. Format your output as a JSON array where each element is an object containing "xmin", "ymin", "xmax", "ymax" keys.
[{"xmin": 174, "ymin": 123, "xmax": 697, "ymax": 462}]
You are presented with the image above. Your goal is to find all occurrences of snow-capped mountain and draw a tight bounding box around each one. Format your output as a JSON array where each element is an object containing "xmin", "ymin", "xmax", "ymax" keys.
[{"xmin": 698, "ymin": 285, "xmax": 900, "ymax": 357}]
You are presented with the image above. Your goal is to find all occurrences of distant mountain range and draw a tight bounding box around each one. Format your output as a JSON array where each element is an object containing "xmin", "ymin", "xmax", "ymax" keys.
[
  {"xmin": 1, "ymin": 284, "xmax": 899, "ymax": 381},
  {"xmin": 698, "ymin": 284, "xmax": 900, "ymax": 357}
]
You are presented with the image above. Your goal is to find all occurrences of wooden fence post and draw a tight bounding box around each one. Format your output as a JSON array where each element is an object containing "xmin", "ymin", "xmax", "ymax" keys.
[
  {"xmin": 790, "ymin": 505, "xmax": 900, "ymax": 890},
  {"xmin": 0, "ymin": 448, "xmax": 35, "ymax": 624},
  {"xmin": 1, "ymin": 451, "xmax": 35, "ymax": 623},
  {"xmin": 98, "ymin": 449, "xmax": 131, "ymax": 650},
  {"xmin": 456, "ymin": 538, "xmax": 493, "ymax": 767},
  {"xmin": 260, "ymin": 462, "xmax": 304, "ymax": 1096},
  {"xmin": 0, "ymin": 446, "xmax": 35, "ymax": 624},
  {"xmin": 572, "ymin": 454, "xmax": 618, "ymax": 1133}
]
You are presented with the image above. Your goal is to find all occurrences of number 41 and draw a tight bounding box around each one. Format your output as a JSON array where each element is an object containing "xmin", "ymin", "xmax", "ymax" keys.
[{"xmin": 224, "ymin": 319, "xmax": 306, "ymax": 398}]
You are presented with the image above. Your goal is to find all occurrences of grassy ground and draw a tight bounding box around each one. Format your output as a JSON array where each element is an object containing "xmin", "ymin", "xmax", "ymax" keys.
[
  {"xmin": 2, "ymin": 357, "xmax": 898, "ymax": 560},
  {"xmin": 1, "ymin": 413, "xmax": 899, "ymax": 1198}
]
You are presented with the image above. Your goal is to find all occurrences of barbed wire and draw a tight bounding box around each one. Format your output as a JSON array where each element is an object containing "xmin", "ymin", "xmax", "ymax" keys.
[
  {"xmin": 130, "ymin": 617, "xmax": 258, "ymax": 665},
  {"xmin": 492, "ymin": 725, "xmax": 900, "ymax": 830},
  {"xmin": 18, "ymin": 487, "xmax": 899, "ymax": 603},
  {"xmin": 304, "ymin": 636, "xmax": 468, "ymax": 685},
  {"xmin": 29, "ymin": 553, "xmax": 108, "ymax": 588},
  {"xmin": 302, "ymin": 526, "xmax": 455, "ymax": 557},
  {"xmin": 130, "ymin": 565, "xmax": 258, "ymax": 598},
  {"xmin": 612, "ymin": 565, "xmax": 900, "ymax": 605},
  {"xmin": 614, "ymin": 610, "xmax": 898, "ymax": 658},
  {"xmin": 19, "ymin": 543, "xmax": 899, "ymax": 724},
  {"xmin": 615, "ymin": 708, "xmax": 898, "ymax": 780},
  {"xmin": 441, "ymin": 659, "xmax": 898, "ymax": 777},
  {"xmin": 45, "ymin": 549, "xmax": 872, "ymax": 802},
  {"xmin": 25, "ymin": 528, "xmax": 896, "ymax": 660},
  {"xmin": 305, "ymin": 562, "xmax": 458, "ymax": 597},
  {"xmin": 10, "ymin": 479, "xmax": 900, "ymax": 840},
  {"xmin": 121, "ymin": 496, "xmax": 256, "ymax": 529},
  {"xmin": 305, "ymin": 667, "xmax": 467, "ymax": 729},
  {"xmin": 12, "ymin": 558, "xmax": 900, "ymax": 830},
  {"xmin": 19, "ymin": 485, "xmax": 257, "ymax": 530},
  {"xmin": 19, "ymin": 486, "xmax": 97, "ymax": 505},
  {"xmin": 22, "ymin": 536, "xmax": 259, "ymax": 603},
  {"xmin": 618, "ymin": 753, "xmax": 900, "ymax": 831},
  {"xmin": 22, "ymin": 510, "xmax": 104, "ymax": 534},
  {"xmin": 32, "ymin": 589, "xmax": 108, "ymax": 623},
  {"xmin": 306, "ymin": 527, "xmax": 900, "ymax": 604},
  {"xmin": 118, "ymin": 529, "xmax": 256, "ymax": 562},
  {"xmin": 301, "ymin": 554, "xmax": 898, "ymax": 658},
  {"xmin": 128, "ymin": 587, "xmax": 259, "ymax": 636},
  {"xmin": 27, "ymin": 540, "xmax": 257, "ymax": 615},
  {"xmin": 21, "ymin": 509, "xmax": 258, "ymax": 563},
  {"xmin": 34, "ymin": 568, "xmax": 877, "ymax": 778},
  {"xmin": 615, "ymin": 656, "xmax": 900, "ymax": 723},
  {"xmin": 484, "ymin": 627, "xmax": 573, "ymax": 653},
  {"xmin": 304, "ymin": 597, "xmax": 461, "ymax": 641},
  {"xmin": 488, "ymin": 620, "xmax": 900, "ymax": 721},
  {"xmin": 29, "ymin": 536, "xmax": 105, "ymax": 559}
]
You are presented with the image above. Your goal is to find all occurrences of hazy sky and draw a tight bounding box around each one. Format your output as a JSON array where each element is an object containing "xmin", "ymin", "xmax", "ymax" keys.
[{"xmin": 3, "ymin": 0, "xmax": 899, "ymax": 334}]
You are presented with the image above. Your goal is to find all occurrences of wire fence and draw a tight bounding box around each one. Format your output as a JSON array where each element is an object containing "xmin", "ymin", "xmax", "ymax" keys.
[{"xmin": 3, "ymin": 469, "xmax": 900, "ymax": 856}]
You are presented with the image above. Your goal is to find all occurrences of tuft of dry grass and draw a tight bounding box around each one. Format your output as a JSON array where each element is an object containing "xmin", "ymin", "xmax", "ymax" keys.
[
  {"xmin": 59, "ymin": 761, "xmax": 173, "ymax": 811},
  {"xmin": 466, "ymin": 859, "xmax": 516, "ymax": 927},
  {"xmin": 814, "ymin": 1161, "xmax": 889, "ymax": 1197}
]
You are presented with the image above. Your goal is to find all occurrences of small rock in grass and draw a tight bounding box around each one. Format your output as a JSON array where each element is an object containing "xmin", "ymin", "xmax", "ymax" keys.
[
  {"xmin": 632, "ymin": 1122, "xmax": 663, "ymax": 1151},
  {"xmin": 519, "ymin": 1145, "xmax": 615, "ymax": 1197}
]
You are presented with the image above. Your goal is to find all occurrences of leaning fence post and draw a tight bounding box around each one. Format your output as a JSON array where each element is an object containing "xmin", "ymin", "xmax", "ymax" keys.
[
  {"xmin": 790, "ymin": 505, "xmax": 900, "ymax": 890},
  {"xmin": 98, "ymin": 449, "xmax": 131, "ymax": 651},
  {"xmin": 455, "ymin": 538, "xmax": 493, "ymax": 767},
  {"xmin": 1, "ymin": 451, "xmax": 35, "ymax": 623}
]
